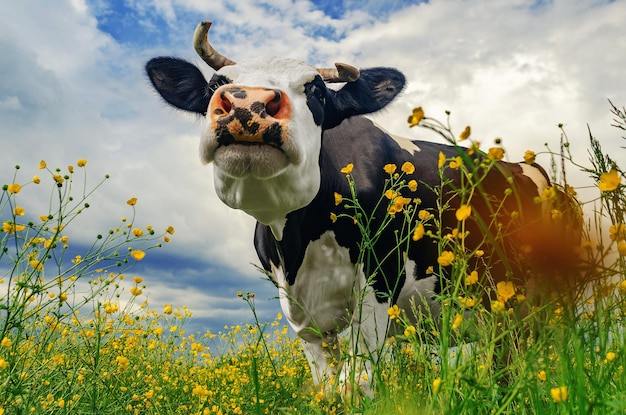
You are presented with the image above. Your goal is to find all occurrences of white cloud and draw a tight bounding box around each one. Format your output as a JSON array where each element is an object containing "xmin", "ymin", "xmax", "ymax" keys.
[{"xmin": 1, "ymin": 0, "xmax": 625, "ymax": 332}]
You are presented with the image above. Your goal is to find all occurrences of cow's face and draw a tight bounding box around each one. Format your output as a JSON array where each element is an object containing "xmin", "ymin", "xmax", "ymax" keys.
[{"xmin": 146, "ymin": 24, "xmax": 405, "ymax": 229}]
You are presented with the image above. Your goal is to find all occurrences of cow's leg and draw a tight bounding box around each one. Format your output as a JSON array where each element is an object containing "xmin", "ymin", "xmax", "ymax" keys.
[
  {"xmin": 301, "ymin": 333, "xmax": 341, "ymax": 387},
  {"xmin": 340, "ymin": 287, "xmax": 390, "ymax": 398}
]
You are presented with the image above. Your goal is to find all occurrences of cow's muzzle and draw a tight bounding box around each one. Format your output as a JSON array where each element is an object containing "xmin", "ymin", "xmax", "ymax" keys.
[{"xmin": 210, "ymin": 86, "xmax": 291, "ymax": 147}]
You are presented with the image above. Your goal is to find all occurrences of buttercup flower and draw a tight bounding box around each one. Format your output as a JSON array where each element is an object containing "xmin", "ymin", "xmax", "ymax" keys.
[
  {"xmin": 340, "ymin": 163, "xmax": 354, "ymax": 174},
  {"xmin": 401, "ymin": 161, "xmax": 415, "ymax": 174},
  {"xmin": 459, "ymin": 125, "xmax": 471, "ymax": 141},
  {"xmin": 524, "ymin": 150, "xmax": 536, "ymax": 164},
  {"xmin": 438, "ymin": 152, "xmax": 446, "ymax": 169},
  {"xmin": 432, "ymin": 378, "xmax": 441, "ymax": 394},
  {"xmin": 127, "ymin": 197, "xmax": 138, "ymax": 206},
  {"xmin": 418, "ymin": 210, "xmax": 432, "ymax": 221},
  {"xmin": 334, "ymin": 192, "xmax": 343, "ymax": 206},
  {"xmin": 496, "ymin": 281, "xmax": 515, "ymax": 302},
  {"xmin": 550, "ymin": 386, "xmax": 568, "ymax": 403},
  {"xmin": 384, "ymin": 164, "xmax": 397, "ymax": 174},
  {"xmin": 455, "ymin": 204, "xmax": 471, "ymax": 221},
  {"xmin": 609, "ymin": 223, "xmax": 625, "ymax": 241},
  {"xmin": 452, "ymin": 313, "xmax": 463, "ymax": 330},
  {"xmin": 39, "ymin": 160, "xmax": 47, "ymax": 170},
  {"xmin": 165, "ymin": 225, "xmax": 175, "ymax": 235},
  {"xmin": 404, "ymin": 325, "xmax": 416, "ymax": 337},
  {"xmin": 408, "ymin": 107, "xmax": 424, "ymax": 127},
  {"xmin": 14, "ymin": 206, "xmax": 25, "ymax": 216},
  {"xmin": 408, "ymin": 180, "xmax": 418, "ymax": 192},
  {"xmin": 7, "ymin": 183, "xmax": 21, "ymax": 194},
  {"xmin": 77, "ymin": 159, "xmax": 87, "ymax": 167},
  {"xmin": 387, "ymin": 305, "xmax": 401, "ymax": 320},
  {"xmin": 449, "ymin": 156, "xmax": 462, "ymax": 169},
  {"xmin": 33, "ymin": 175, "xmax": 40, "ymax": 184},
  {"xmin": 130, "ymin": 250, "xmax": 146, "ymax": 261},
  {"xmin": 487, "ymin": 147, "xmax": 505, "ymax": 161},
  {"xmin": 466, "ymin": 270, "xmax": 479, "ymax": 285},
  {"xmin": 437, "ymin": 251, "xmax": 455, "ymax": 266},
  {"xmin": 53, "ymin": 174, "xmax": 64, "ymax": 184},
  {"xmin": 132, "ymin": 228, "xmax": 144, "ymax": 237},
  {"xmin": 598, "ymin": 169, "xmax": 621, "ymax": 192},
  {"xmin": 537, "ymin": 370, "xmax": 547, "ymax": 381},
  {"xmin": 412, "ymin": 223, "xmax": 425, "ymax": 241}
]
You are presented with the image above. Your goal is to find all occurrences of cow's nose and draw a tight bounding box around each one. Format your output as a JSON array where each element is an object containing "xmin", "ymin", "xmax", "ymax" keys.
[{"xmin": 214, "ymin": 87, "xmax": 287, "ymax": 119}]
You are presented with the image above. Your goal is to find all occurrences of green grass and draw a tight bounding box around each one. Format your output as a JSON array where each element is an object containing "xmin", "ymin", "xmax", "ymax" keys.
[{"xmin": 1, "ymin": 104, "xmax": 625, "ymax": 414}]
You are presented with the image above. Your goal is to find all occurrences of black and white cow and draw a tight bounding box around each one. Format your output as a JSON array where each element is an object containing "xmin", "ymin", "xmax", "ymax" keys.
[{"xmin": 146, "ymin": 21, "xmax": 579, "ymax": 394}]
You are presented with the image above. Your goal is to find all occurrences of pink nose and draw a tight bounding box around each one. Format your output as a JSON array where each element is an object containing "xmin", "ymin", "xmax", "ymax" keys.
[{"xmin": 209, "ymin": 86, "xmax": 292, "ymax": 145}]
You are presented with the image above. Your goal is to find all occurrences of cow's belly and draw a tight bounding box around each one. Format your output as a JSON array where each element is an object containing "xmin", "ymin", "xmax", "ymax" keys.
[{"xmin": 272, "ymin": 230, "xmax": 363, "ymax": 342}]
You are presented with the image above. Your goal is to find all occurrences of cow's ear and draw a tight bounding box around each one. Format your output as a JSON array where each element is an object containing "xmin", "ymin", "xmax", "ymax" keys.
[
  {"xmin": 146, "ymin": 57, "xmax": 212, "ymax": 115},
  {"xmin": 325, "ymin": 67, "xmax": 406, "ymax": 127}
]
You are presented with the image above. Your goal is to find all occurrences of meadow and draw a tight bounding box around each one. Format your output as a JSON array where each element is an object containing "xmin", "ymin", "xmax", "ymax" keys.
[{"xmin": 1, "ymin": 104, "xmax": 625, "ymax": 414}]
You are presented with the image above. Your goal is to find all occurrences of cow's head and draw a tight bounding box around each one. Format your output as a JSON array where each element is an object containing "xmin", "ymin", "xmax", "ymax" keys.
[{"xmin": 146, "ymin": 21, "xmax": 405, "ymax": 232}]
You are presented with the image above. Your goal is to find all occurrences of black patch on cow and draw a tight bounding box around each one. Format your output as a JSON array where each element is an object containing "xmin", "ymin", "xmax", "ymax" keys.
[
  {"xmin": 228, "ymin": 88, "xmax": 247, "ymax": 99},
  {"xmin": 263, "ymin": 123, "xmax": 284, "ymax": 147},
  {"xmin": 215, "ymin": 127, "xmax": 235, "ymax": 146},
  {"xmin": 208, "ymin": 74, "xmax": 231, "ymax": 94},
  {"xmin": 250, "ymin": 101, "xmax": 268, "ymax": 118},
  {"xmin": 145, "ymin": 57, "xmax": 213, "ymax": 115}
]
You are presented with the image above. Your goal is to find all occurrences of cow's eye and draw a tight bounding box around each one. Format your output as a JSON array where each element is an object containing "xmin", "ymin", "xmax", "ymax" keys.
[
  {"xmin": 306, "ymin": 83, "xmax": 325, "ymax": 103},
  {"xmin": 208, "ymin": 75, "xmax": 231, "ymax": 94}
]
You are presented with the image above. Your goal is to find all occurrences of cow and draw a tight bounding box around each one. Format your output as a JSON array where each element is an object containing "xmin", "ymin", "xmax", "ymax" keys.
[{"xmin": 146, "ymin": 21, "xmax": 580, "ymax": 396}]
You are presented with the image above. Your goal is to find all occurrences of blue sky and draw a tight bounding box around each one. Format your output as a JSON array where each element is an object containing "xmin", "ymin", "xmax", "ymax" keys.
[{"xmin": 1, "ymin": 0, "xmax": 625, "ymax": 336}]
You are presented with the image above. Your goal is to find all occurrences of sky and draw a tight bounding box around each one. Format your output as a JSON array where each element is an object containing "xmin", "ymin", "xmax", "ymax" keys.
[{"xmin": 1, "ymin": 0, "xmax": 625, "ymax": 335}]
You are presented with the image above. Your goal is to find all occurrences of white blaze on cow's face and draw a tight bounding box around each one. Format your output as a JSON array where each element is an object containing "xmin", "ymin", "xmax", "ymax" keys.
[{"xmin": 199, "ymin": 57, "xmax": 323, "ymax": 232}]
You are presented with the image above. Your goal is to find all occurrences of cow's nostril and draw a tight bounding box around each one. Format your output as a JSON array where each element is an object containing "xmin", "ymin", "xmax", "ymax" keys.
[
  {"xmin": 266, "ymin": 90, "xmax": 282, "ymax": 117},
  {"xmin": 219, "ymin": 91, "xmax": 233, "ymax": 114}
]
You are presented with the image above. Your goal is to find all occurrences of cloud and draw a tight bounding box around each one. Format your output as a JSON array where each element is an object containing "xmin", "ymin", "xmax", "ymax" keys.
[{"xmin": 2, "ymin": 0, "xmax": 625, "ymax": 334}]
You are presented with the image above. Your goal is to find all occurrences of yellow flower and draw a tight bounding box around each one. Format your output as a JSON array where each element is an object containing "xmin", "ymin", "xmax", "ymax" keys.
[
  {"xmin": 455, "ymin": 204, "xmax": 471, "ymax": 221},
  {"xmin": 449, "ymin": 156, "xmax": 462, "ymax": 169},
  {"xmin": 133, "ymin": 276, "xmax": 143, "ymax": 284},
  {"xmin": 403, "ymin": 325, "xmax": 416, "ymax": 337},
  {"xmin": 1, "ymin": 337, "xmax": 11, "ymax": 348},
  {"xmin": 432, "ymin": 377, "xmax": 441, "ymax": 394},
  {"xmin": 384, "ymin": 189, "xmax": 398, "ymax": 200},
  {"xmin": 384, "ymin": 163, "xmax": 397, "ymax": 174},
  {"xmin": 438, "ymin": 152, "xmax": 446, "ymax": 169},
  {"xmin": 496, "ymin": 281, "xmax": 515, "ymax": 302},
  {"xmin": 29, "ymin": 260, "xmax": 43, "ymax": 271},
  {"xmin": 130, "ymin": 287, "xmax": 143, "ymax": 296},
  {"xmin": 426, "ymin": 266, "xmax": 434, "ymax": 275},
  {"xmin": 132, "ymin": 228, "xmax": 144, "ymax": 237},
  {"xmin": 116, "ymin": 356, "xmax": 130, "ymax": 370},
  {"xmin": 401, "ymin": 161, "xmax": 415, "ymax": 174},
  {"xmin": 609, "ymin": 223, "xmax": 626, "ymax": 241},
  {"xmin": 67, "ymin": 165, "xmax": 74, "ymax": 174},
  {"xmin": 459, "ymin": 125, "xmax": 471, "ymax": 141},
  {"xmin": 598, "ymin": 169, "xmax": 621, "ymax": 192},
  {"xmin": 491, "ymin": 300, "xmax": 505, "ymax": 313},
  {"xmin": 164, "ymin": 304, "xmax": 173, "ymax": 314},
  {"xmin": 412, "ymin": 223, "xmax": 425, "ymax": 241},
  {"xmin": 165, "ymin": 225, "xmax": 175, "ymax": 235},
  {"xmin": 340, "ymin": 163, "xmax": 354, "ymax": 174},
  {"xmin": 524, "ymin": 150, "xmax": 536, "ymax": 164},
  {"xmin": 33, "ymin": 175, "xmax": 41, "ymax": 184},
  {"xmin": 39, "ymin": 160, "xmax": 47, "ymax": 170},
  {"xmin": 550, "ymin": 386, "xmax": 568, "ymax": 403},
  {"xmin": 408, "ymin": 107, "xmax": 424, "ymax": 127},
  {"xmin": 452, "ymin": 313, "xmax": 463, "ymax": 330},
  {"xmin": 330, "ymin": 212, "xmax": 337, "ymax": 223},
  {"xmin": 408, "ymin": 179, "xmax": 418, "ymax": 192},
  {"xmin": 7, "ymin": 183, "xmax": 21, "ymax": 194},
  {"xmin": 618, "ymin": 241, "xmax": 626, "ymax": 256},
  {"xmin": 387, "ymin": 305, "xmax": 401, "ymax": 320},
  {"xmin": 333, "ymin": 192, "xmax": 343, "ymax": 206},
  {"xmin": 605, "ymin": 351, "xmax": 617, "ymax": 362},
  {"xmin": 487, "ymin": 147, "xmax": 505, "ymax": 161},
  {"xmin": 537, "ymin": 370, "xmax": 547, "ymax": 381},
  {"xmin": 466, "ymin": 270, "xmax": 479, "ymax": 285},
  {"xmin": 13, "ymin": 206, "xmax": 25, "ymax": 217},
  {"xmin": 437, "ymin": 251, "xmax": 455, "ymax": 266},
  {"xmin": 77, "ymin": 159, "xmax": 87, "ymax": 167},
  {"xmin": 418, "ymin": 209, "xmax": 432, "ymax": 221},
  {"xmin": 3, "ymin": 222, "xmax": 25, "ymax": 234},
  {"xmin": 0, "ymin": 358, "xmax": 8, "ymax": 370},
  {"xmin": 127, "ymin": 197, "xmax": 138, "ymax": 206},
  {"xmin": 130, "ymin": 250, "xmax": 145, "ymax": 261},
  {"xmin": 53, "ymin": 174, "xmax": 64, "ymax": 184}
]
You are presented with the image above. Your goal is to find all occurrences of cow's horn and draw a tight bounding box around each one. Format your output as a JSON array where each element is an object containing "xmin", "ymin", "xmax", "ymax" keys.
[
  {"xmin": 317, "ymin": 63, "xmax": 360, "ymax": 83},
  {"xmin": 193, "ymin": 21, "xmax": 236, "ymax": 70}
]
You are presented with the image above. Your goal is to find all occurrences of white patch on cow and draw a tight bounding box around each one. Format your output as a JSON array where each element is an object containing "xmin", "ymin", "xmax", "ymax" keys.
[
  {"xmin": 272, "ymin": 230, "xmax": 390, "ymax": 395},
  {"xmin": 519, "ymin": 162, "xmax": 550, "ymax": 215},
  {"xmin": 372, "ymin": 121, "xmax": 421, "ymax": 155},
  {"xmin": 200, "ymin": 57, "xmax": 324, "ymax": 225}
]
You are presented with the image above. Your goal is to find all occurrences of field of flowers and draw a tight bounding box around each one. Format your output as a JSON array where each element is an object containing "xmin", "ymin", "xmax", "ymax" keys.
[{"xmin": 1, "ymin": 104, "xmax": 625, "ymax": 414}]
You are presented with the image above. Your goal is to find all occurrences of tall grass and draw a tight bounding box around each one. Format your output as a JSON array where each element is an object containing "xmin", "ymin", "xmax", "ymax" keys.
[{"xmin": 1, "ymin": 103, "xmax": 625, "ymax": 414}]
